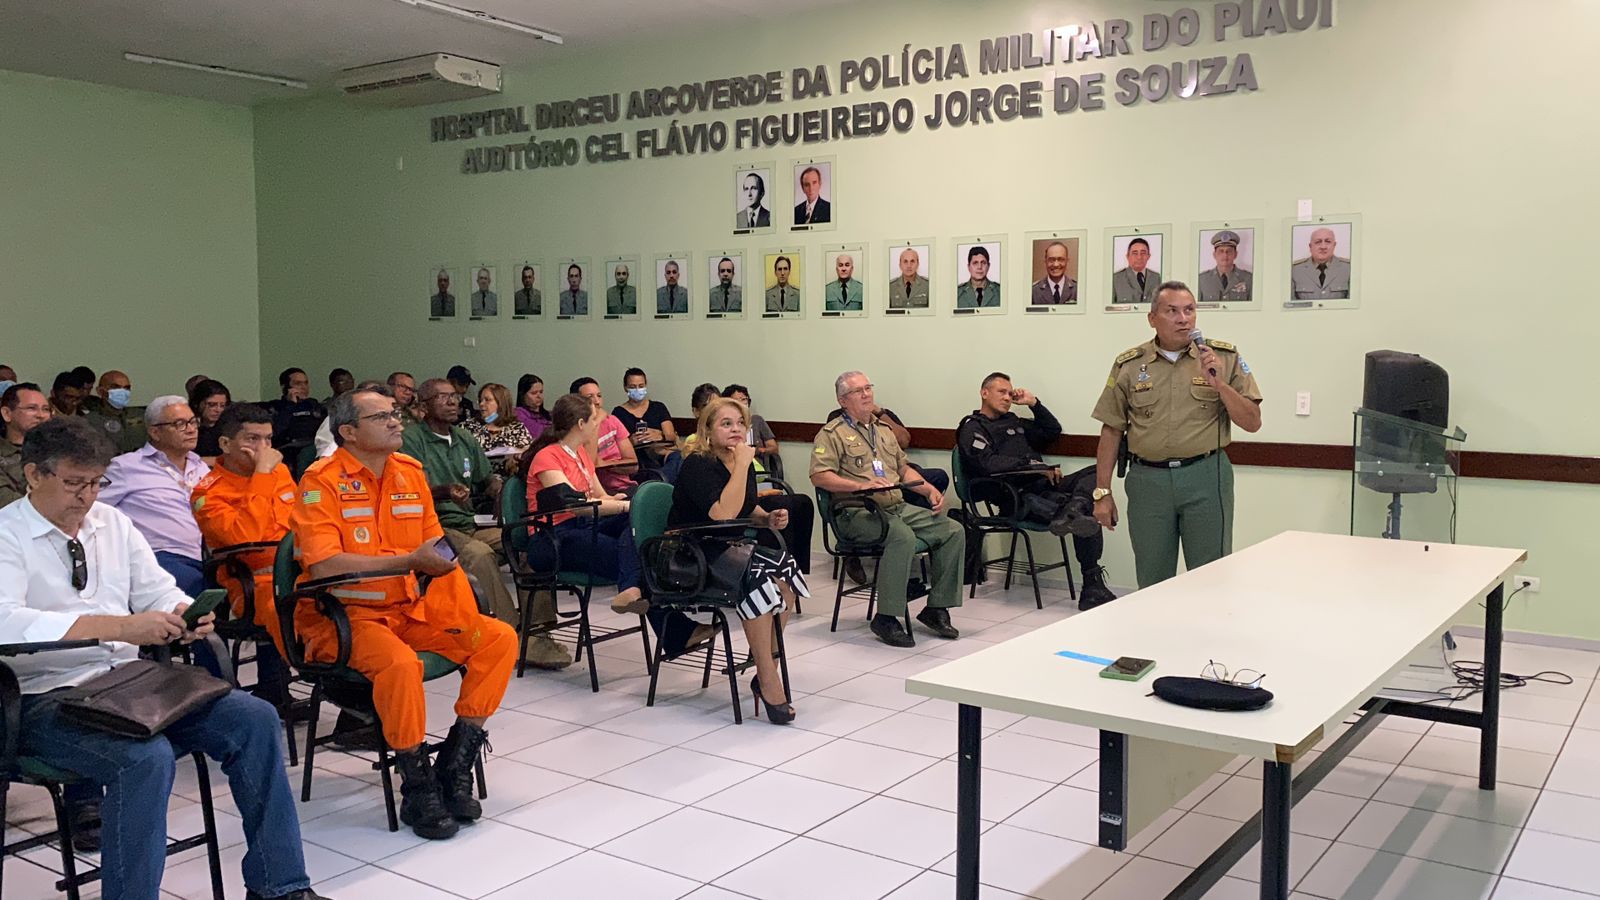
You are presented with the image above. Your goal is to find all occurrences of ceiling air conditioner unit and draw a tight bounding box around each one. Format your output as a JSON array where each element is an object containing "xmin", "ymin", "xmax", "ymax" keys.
[{"xmin": 337, "ymin": 53, "xmax": 501, "ymax": 107}]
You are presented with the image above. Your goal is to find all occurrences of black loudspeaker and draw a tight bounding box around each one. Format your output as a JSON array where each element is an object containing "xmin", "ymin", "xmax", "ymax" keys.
[{"xmin": 1359, "ymin": 351, "xmax": 1449, "ymax": 495}]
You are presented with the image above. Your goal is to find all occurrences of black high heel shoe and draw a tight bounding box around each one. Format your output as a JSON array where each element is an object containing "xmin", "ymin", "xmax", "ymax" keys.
[{"xmin": 750, "ymin": 676, "xmax": 795, "ymax": 725}]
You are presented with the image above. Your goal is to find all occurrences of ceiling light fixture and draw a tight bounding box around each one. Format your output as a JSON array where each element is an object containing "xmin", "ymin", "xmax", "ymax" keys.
[
  {"xmin": 393, "ymin": 0, "xmax": 565, "ymax": 44},
  {"xmin": 123, "ymin": 52, "xmax": 308, "ymax": 89}
]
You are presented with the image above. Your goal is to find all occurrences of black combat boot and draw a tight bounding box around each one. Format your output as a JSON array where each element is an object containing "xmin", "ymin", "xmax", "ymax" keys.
[
  {"xmin": 434, "ymin": 722, "xmax": 490, "ymax": 821},
  {"xmin": 395, "ymin": 749, "xmax": 459, "ymax": 840}
]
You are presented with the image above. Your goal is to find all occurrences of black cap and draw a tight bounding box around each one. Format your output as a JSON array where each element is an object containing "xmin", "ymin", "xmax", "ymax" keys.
[{"xmin": 447, "ymin": 365, "xmax": 475, "ymax": 385}]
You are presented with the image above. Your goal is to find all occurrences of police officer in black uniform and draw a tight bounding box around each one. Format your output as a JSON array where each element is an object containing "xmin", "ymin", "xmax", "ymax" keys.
[{"xmin": 956, "ymin": 372, "xmax": 1116, "ymax": 609}]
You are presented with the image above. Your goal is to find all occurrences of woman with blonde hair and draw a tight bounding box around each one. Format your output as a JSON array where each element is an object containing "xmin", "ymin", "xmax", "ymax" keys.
[{"xmin": 665, "ymin": 395, "xmax": 807, "ymax": 723}]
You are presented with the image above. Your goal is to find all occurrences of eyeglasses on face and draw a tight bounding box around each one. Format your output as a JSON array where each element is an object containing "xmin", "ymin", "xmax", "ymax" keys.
[
  {"xmin": 50, "ymin": 472, "xmax": 112, "ymax": 497},
  {"xmin": 358, "ymin": 410, "xmax": 405, "ymax": 424},
  {"xmin": 845, "ymin": 384, "xmax": 875, "ymax": 396},
  {"xmin": 151, "ymin": 417, "xmax": 199, "ymax": 430}
]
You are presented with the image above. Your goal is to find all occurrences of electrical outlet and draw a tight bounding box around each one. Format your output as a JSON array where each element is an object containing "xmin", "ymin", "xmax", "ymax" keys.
[
  {"xmin": 1295, "ymin": 391, "xmax": 1311, "ymax": 416},
  {"xmin": 463, "ymin": 336, "xmax": 476, "ymax": 347},
  {"xmin": 1514, "ymin": 575, "xmax": 1540, "ymax": 593}
]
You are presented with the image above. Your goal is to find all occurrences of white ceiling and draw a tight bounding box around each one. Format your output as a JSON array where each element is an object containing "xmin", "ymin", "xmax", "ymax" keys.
[{"xmin": 0, "ymin": 0, "xmax": 858, "ymax": 106}]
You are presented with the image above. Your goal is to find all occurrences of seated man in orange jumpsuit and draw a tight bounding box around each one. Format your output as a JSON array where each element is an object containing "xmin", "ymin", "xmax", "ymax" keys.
[
  {"xmin": 291, "ymin": 386, "xmax": 516, "ymax": 840},
  {"xmin": 191, "ymin": 402, "xmax": 296, "ymax": 708}
]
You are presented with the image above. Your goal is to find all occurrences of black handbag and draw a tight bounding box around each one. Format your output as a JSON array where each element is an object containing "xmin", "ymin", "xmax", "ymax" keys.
[
  {"xmin": 651, "ymin": 535, "xmax": 756, "ymax": 606},
  {"xmin": 59, "ymin": 660, "xmax": 233, "ymax": 738}
]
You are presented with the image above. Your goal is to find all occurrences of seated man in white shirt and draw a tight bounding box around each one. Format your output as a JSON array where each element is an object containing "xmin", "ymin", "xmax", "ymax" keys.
[{"xmin": 0, "ymin": 417, "xmax": 328, "ymax": 900}]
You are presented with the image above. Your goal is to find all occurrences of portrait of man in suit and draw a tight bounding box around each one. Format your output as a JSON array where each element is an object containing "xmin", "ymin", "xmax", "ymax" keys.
[
  {"xmin": 824, "ymin": 250, "xmax": 864, "ymax": 312},
  {"xmin": 429, "ymin": 268, "xmax": 456, "ymax": 318},
  {"xmin": 888, "ymin": 246, "xmax": 931, "ymax": 310},
  {"xmin": 955, "ymin": 243, "xmax": 1002, "ymax": 309},
  {"xmin": 606, "ymin": 261, "xmax": 638, "ymax": 315},
  {"xmin": 707, "ymin": 255, "xmax": 744, "ymax": 315},
  {"xmin": 560, "ymin": 262, "xmax": 589, "ymax": 316},
  {"xmin": 1289, "ymin": 224, "xmax": 1353, "ymax": 301},
  {"xmin": 792, "ymin": 163, "xmax": 833, "ymax": 228},
  {"xmin": 656, "ymin": 259, "xmax": 689, "ymax": 314},
  {"xmin": 514, "ymin": 264, "xmax": 542, "ymax": 315},
  {"xmin": 735, "ymin": 170, "xmax": 772, "ymax": 230},
  {"xmin": 764, "ymin": 253, "xmax": 801, "ymax": 313},
  {"xmin": 1031, "ymin": 239, "xmax": 1079, "ymax": 305},
  {"xmin": 470, "ymin": 266, "xmax": 498, "ymax": 317},
  {"xmin": 1111, "ymin": 236, "xmax": 1163, "ymax": 305}
]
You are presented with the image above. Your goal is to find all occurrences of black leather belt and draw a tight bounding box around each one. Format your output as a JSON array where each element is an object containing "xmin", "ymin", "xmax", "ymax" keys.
[{"xmin": 1131, "ymin": 450, "xmax": 1217, "ymax": 469}]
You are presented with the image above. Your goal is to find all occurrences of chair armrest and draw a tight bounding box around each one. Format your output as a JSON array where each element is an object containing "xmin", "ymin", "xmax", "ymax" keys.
[
  {"xmin": 985, "ymin": 465, "xmax": 1056, "ymax": 479},
  {"xmin": 849, "ymin": 480, "xmax": 924, "ymax": 497},
  {"xmin": 966, "ymin": 475, "xmax": 1026, "ymax": 519},
  {"xmin": 0, "ymin": 640, "xmax": 100, "ymax": 657},
  {"xmin": 755, "ymin": 475, "xmax": 794, "ymax": 495},
  {"xmin": 284, "ymin": 569, "xmax": 407, "ymax": 672},
  {"xmin": 502, "ymin": 500, "xmax": 603, "ymax": 532},
  {"xmin": 210, "ymin": 541, "xmax": 285, "ymax": 559},
  {"xmin": 665, "ymin": 519, "xmax": 760, "ymax": 536},
  {"xmin": 0, "ymin": 641, "xmax": 102, "ymax": 771}
]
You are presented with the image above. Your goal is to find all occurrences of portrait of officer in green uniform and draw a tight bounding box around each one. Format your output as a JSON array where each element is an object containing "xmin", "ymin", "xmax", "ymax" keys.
[
  {"xmin": 823, "ymin": 249, "xmax": 865, "ymax": 314},
  {"xmin": 1090, "ymin": 280, "xmax": 1263, "ymax": 588},
  {"xmin": 955, "ymin": 243, "xmax": 1002, "ymax": 310},
  {"xmin": 1197, "ymin": 229, "xmax": 1254, "ymax": 303},
  {"xmin": 606, "ymin": 260, "xmax": 639, "ymax": 317},
  {"xmin": 887, "ymin": 245, "xmax": 931, "ymax": 311},
  {"xmin": 655, "ymin": 258, "xmax": 690, "ymax": 315},
  {"xmin": 1289, "ymin": 223, "xmax": 1353, "ymax": 301}
]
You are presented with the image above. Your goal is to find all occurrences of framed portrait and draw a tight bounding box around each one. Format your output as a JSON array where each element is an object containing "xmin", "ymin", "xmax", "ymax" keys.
[
  {"xmin": 953, "ymin": 236, "xmax": 1005, "ymax": 316},
  {"xmin": 1103, "ymin": 224, "xmax": 1173, "ymax": 313},
  {"xmin": 509, "ymin": 260, "xmax": 543, "ymax": 318},
  {"xmin": 1193, "ymin": 220, "xmax": 1263, "ymax": 311},
  {"xmin": 427, "ymin": 266, "xmax": 459, "ymax": 320},
  {"xmin": 601, "ymin": 255, "xmax": 642, "ymax": 321},
  {"xmin": 790, "ymin": 156, "xmax": 836, "ymax": 233},
  {"xmin": 733, "ymin": 163, "xmax": 776, "ymax": 236},
  {"xmin": 1023, "ymin": 230, "xmax": 1089, "ymax": 315},
  {"xmin": 705, "ymin": 250, "xmax": 746, "ymax": 319},
  {"xmin": 884, "ymin": 239, "xmax": 934, "ymax": 317},
  {"xmin": 467, "ymin": 263, "xmax": 499, "ymax": 319},
  {"xmin": 652, "ymin": 252, "xmax": 692, "ymax": 319},
  {"xmin": 1284, "ymin": 213, "xmax": 1361, "ymax": 311},
  {"xmin": 555, "ymin": 256, "xmax": 591, "ymax": 320},
  {"xmin": 821, "ymin": 243, "xmax": 867, "ymax": 318},
  {"xmin": 760, "ymin": 248, "xmax": 805, "ymax": 319}
]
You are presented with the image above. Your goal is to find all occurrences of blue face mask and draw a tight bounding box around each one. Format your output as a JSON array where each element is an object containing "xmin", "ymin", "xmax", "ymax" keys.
[
  {"xmin": 106, "ymin": 388, "xmax": 132, "ymax": 410},
  {"xmin": 483, "ymin": 411, "xmax": 499, "ymax": 424},
  {"xmin": 626, "ymin": 387, "xmax": 648, "ymax": 402}
]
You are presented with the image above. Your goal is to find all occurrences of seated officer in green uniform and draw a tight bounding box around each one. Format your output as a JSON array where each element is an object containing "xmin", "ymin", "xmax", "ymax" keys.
[
  {"xmin": 401, "ymin": 379, "xmax": 570, "ymax": 669},
  {"xmin": 81, "ymin": 370, "xmax": 147, "ymax": 454},
  {"xmin": 811, "ymin": 371, "xmax": 965, "ymax": 648},
  {"xmin": 1090, "ymin": 281, "xmax": 1263, "ymax": 589}
]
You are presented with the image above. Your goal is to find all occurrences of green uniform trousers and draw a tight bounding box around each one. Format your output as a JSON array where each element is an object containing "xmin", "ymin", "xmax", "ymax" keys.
[
  {"xmin": 836, "ymin": 502, "xmax": 966, "ymax": 617},
  {"xmin": 1125, "ymin": 453, "xmax": 1235, "ymax": 588}
]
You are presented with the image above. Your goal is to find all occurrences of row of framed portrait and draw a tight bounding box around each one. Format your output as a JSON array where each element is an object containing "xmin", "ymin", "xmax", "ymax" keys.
[{"xmin": 423, "ymin": 214, "xmax": 1362, "ymax": 322}]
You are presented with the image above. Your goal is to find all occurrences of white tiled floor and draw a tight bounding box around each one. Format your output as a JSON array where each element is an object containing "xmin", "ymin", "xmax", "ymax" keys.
[{"xmin": 11, "ymin": 564, "xmax": 1600, "ymax": 900}]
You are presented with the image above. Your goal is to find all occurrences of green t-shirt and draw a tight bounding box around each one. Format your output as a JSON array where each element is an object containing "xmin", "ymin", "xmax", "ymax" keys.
[{"xmin": 400, "ymin": 422, "xmax": 491, "ymax": 531}]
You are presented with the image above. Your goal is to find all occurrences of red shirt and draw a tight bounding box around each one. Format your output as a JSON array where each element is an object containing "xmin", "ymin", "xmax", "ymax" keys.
[{"xmin": 527, "ymin": 443, "xmax": 594, "ymax": 525}]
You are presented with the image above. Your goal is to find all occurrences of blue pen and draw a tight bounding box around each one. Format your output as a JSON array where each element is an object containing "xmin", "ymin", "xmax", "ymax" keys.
[{"xmin": 1056, "ymin": 650, "xmax": 1115, "ymax": 667}]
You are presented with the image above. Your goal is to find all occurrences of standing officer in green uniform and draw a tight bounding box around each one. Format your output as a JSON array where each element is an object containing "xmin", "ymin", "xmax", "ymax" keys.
[
  {"xmin": 1090, "ymin": 281, "xmax": 1263, "ymax": 588},
  {"xmin": 82, "ymin": 370, "xmax": 147, "ymax": 454},
  {"xmin": 811, "ymin": 371, "xmax": 965, "ymax": 647}
]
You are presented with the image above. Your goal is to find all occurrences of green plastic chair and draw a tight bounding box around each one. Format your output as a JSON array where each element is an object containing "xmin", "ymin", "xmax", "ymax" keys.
[
  {"xmin": 499, "ymin": 475, "xmax": 650, "ymax": 690},
  {"xmin": 950, "ymin": 448, "xmax": 1076, "ymax": 609},
  {"xmin": 271, "ymin": 533, "xmax": 483, "ymax": 833},
  {"xmin": 813, "ymin": 488, "xmax": 923, "ymax": 633}
]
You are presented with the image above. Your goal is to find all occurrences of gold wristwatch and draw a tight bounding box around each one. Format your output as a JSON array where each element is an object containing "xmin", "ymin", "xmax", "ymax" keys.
[{"xmin": 1092, "ymin": 487, "xmax": 1112, "ymax": 501}]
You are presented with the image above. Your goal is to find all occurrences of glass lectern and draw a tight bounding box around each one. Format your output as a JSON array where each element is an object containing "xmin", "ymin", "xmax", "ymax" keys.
[{"xmin": 1350, "ymin": 408, "xmax": 1466, "ymax": 544}]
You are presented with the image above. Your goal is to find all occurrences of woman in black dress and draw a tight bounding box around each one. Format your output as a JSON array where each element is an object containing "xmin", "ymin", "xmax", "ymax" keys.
[{"xmin": 669, "ymin": 395, "xmax": 808, "ymax": 724}]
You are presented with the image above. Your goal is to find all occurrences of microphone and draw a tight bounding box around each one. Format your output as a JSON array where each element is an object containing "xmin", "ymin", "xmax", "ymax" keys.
[{"xmin": 1189, "ymin": 329, "xmax": 1217, "ymax": 377}]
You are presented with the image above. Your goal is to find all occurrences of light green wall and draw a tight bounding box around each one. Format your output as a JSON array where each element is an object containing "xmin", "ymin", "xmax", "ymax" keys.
[
  {"xmin": 253, "ymin": 0, "xmax": 1598, "ymax": 637},
  {"xmin": 0, "ymin": 69, "xmax": 260, "ymax": 401}
]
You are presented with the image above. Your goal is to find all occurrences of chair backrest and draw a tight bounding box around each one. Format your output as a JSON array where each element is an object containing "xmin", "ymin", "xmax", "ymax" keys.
[
  {"xmin": 813, "ymin": 486, "xmax": 841, "ymax": 554},
  {"xmin": 631, "ymin": 481, "xmax": 674, "ymax": 547},
  {"xmin": 502, "ymin": 475, "xmax": 531, "ymax": 557},
  {"xmin": 949, "ymin": 447, "xmax": 973, "ymax": 506},
  {"xmin": 271, "ymin": 532, "xmax": 303, "ymax": 665},
  {"xmin": 293, "ymin": 443, "xmax": 318, "ymax": 480}
]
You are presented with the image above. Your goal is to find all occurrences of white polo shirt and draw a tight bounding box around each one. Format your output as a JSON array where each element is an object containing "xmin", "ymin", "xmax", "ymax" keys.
[{"xmin": 0, "ymin": 497, "xmax": 186, "ymax": 694}]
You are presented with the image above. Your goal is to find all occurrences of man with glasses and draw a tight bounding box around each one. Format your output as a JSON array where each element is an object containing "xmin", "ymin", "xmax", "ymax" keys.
[
  {"xmin": 0, "ymin": 416, "xmax": 330, "ymax": 900},
  {"xmin": 101, "ymin": 395, "xmax": 210, "ymax": 596},
  {"xmin": 1, "ymin": 382, "xmax": 53, "ymax": 508},
  {"xmin": 399, "ymin": 379, "xmax": 544, "ymax": 663},
  {"xmin": 811, "ymin": 371, "xmax": 966, "ymax": 648},
  {"xmin": 295, "ymin": 387, "xmax": 516, "ymax": 840}
]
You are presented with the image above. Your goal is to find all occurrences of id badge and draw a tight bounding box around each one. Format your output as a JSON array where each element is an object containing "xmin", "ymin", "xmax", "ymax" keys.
[{"xmin": 871, "ymin": 458, "xmax": 886, "ymax": 478}]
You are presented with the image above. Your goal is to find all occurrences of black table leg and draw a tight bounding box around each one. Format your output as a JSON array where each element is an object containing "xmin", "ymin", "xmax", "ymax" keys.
[
  {"xmin": 957, "ymin": 703, "xmax": 982, "ymax": 900},
  {"xmin": 1480, "ymin": 582, "xmax": 1504, "ymax": 790},
  {"xmin": 1259, "ymin": 761, "xmax": 1291, "ymax": 900}
]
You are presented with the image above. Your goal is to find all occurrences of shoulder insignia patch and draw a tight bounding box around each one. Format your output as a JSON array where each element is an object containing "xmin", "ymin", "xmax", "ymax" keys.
[
  {"xmin": 1114, "ymin": 347, "xmax": 1142, "ymax": 366},
  {"xmin": 301, "ymin": 490, "xmax": 322, "ymax": 505},
  {"xmin": 192, "ymin": 495, "xmax": 206, "ymax": 511},
  {"xmin": 814, "ymin": 446, "xmax": 827, "ymax": 455},
  {"xmin": 1106, "ymin": 376, "xmax": 1116, "ymax": 388},
  {"xmin": 1208, "ymin": 339, "xmax": 1236, "ymax": 353}
]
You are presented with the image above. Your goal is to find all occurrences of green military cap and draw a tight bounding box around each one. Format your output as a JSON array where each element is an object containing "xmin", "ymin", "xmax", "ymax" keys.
[{"xmin": 1211, "ymin": 230, "xmax": 1241, "ymax": 247}]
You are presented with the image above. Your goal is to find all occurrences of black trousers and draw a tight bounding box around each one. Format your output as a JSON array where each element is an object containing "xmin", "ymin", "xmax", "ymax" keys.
[{"xmin": 983, "ymin": 463, "xmax": 1103, "ymax": 567}]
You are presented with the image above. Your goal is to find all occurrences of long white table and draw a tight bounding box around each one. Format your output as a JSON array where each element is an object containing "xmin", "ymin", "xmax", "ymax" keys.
[{"xmin": 906, "ymin": 530, "xmax": 1525, "ymax": 900}]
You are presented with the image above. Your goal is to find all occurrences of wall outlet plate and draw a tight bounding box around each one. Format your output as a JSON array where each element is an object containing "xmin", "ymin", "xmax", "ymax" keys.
[{"xmin": 1514, "ymin": 575, "xmax": 1540, "ymax": 593}]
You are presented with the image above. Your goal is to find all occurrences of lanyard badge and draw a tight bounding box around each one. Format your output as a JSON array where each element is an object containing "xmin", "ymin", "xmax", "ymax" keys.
[{"xmin": 871, "ymin": 458, "xmax": 886, "ymax": 478}]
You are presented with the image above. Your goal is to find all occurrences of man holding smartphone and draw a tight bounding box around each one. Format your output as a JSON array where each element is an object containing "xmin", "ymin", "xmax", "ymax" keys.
[{"xmin": 956, "ymin": 373, "xmax": 1115, "ymax": 609}]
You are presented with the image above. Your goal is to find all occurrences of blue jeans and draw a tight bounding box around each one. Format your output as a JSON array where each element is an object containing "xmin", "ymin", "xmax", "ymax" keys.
[
  {"xmin": 529, "ymin": 514, "xmax": 640, "ymax": 590},
  {"xmin": 20, "ymin": 688, "xmax": 310, "ymax": 900},
  {"xmin": 154, "ymin": 551, "xmax": 206, "ymax": 598}
]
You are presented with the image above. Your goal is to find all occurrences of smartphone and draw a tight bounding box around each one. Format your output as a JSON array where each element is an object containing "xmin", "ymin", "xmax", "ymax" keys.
[
  {"xmin": 431, "ymin": 537, "xmax": 458, "ymax": 563},
  {"xmin": 1099, "ymin": 656, "xmax": 1157, "ymax": 681},
  {"xmin": 180, "ymin": 592, "xmax": 226, "ymax": 630}
]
